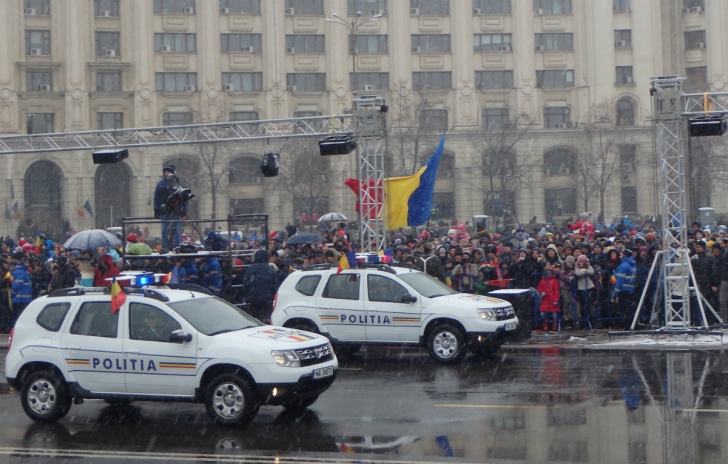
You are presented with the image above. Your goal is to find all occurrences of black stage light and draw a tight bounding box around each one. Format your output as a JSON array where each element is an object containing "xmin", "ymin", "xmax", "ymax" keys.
[
  {"xmin": 689, "ymin": 116, "xmax": 728, "ymax": 137},
  {"xmin": 260, "ymin": 152, "xmax": 280, "ymax": 177},
  {"xmin": 319, "ymin": 134, "xmax": 357, "ymax": 156},
  {"xmin": 92, "ymin": 149, "xmax": 129, "ymax": 164}
]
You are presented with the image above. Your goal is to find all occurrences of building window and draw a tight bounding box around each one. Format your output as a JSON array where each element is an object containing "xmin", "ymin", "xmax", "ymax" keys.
[
  {"xmin": 614, "ymin": 30, "xmax": 632, "ymax": 47},
  {"xmin": 683, "ymin": 0, "xmax": 705, "ymax": 9},
  {"xmin": 473, "ymin": 0, "xmax": 511, "ymax": 15},
  {"xmin": 96, "ymin": 71, "xmax": 121, "ymax": 91},
  {"xmin": 475, "ymin": 71, "xmax": 513, "ymax": 90},
  {"xmin": 348, "ymin": 0, "xmax": 387, "ymax": 15},
  {"xmin": 545, "ymin": 189, "xmax": 576, "ymax": 218},
  {"xmin": 97, "ymin": 112, "xmax": 123, "ymax": 130},
  {"xmin": 482, "ymin": 108, "xmax": 509, "ymax": 130},
  {"xmin": 94, "ymin": 0, "xmax": 120, "ymax": 16},
  {"xmin": 613, "ymin": 0, "xmax": 630, "ymax": 12},
  {"xmin": 616, "ymin": 66, "xmax": 633, "ymax": 85},
  {"xmin": 284, "ymin": 0, "xmax": 323, "ymax": 15},
  {"xmin": 25, "ymin": 160, "xmax": 62, "ymax": 213},
  {"xmin": 222, "ymin": 72, "xmax": 263, "ymax": 91},
  {"xmin": 229, "ymin": 157, "xmax": 262, "ymax": 184},
  {"xmin": 411, "ymin": 35, "xmax": 451, "ymax": 53},
  {"xmin": 27, "ymin": 113, "xmax": 54, "ymax": 134},
  {"xmin": 536, "ymin": 70, "xmax": 574, "ymax": 88},
  {"xmin": 25, "ymin": 30, "xmax": 51, "ymax": 56},
  {"xmin": 621, "ymin": 186, "xmax": 638, "ymax": 213},
  {"xmin": 230, "ymin": 111, "xmax": 259, "ymax": 121},
  {"xmin": 293, "ymin": 111, "xmax": 322, "ymax": 118},
  {"xmin": 420, "ymin": 109, "xmax": 448, "ymax": 132},
  {"xmin": 350, "ymin": 72, "xmax": 389, "ymax": 90},
  {"xmin": 350, "ymin": 35, "xmax": 388, "ymax": 54},
  {"xmin": 155, "ymin": 33, "xmax": 196, "ymax": 52},
  {"xmin": 543, "ymin": 107, "xmax": 571, "ymax": 128},
  {"xmin": 533, "ymin": 0, "xmax": 572, "ymax": 14},
  {"xmin": 616, "ymin": 98, "xmax": 635, "ymax": 126},
  {"xmin": 534, "ymin": 33, "xmax": 573, "ymax": 51},
  {"xmin": 24, "ymin": 0, "xmax": 50, "ymax": 15},
  {"xmin": 431, "ymin": 192, "xmax": 455, "ymax": 219},
  {"xmin": 286, "ymin": 73, "xmax": 326, "ymax": 91},
  {"xmin": 26, "ymin": 70, "xmax": 52, "ymax": 91},
  {"xmin": 95, "ymin": 32, "xmax": 120, "ymax": 56},
  {"xmin": 219, "ymin": 0, "xmax": 260, "ymax": 14},
  {"xmin": 285, "ymin": 35, "xmax": 324, "ymax": 54},
  {"xmin": 230, "ymin": 198, "xmax": 265, "ymax": 215},
  {"xmin": 620, "ymin": 144, "xmax": 636, "ymax": 170},
  {"xmin": 685, "ymin": 66, "xmax": 708, "ymax": 92},
  {"xmin": 163, "ymin": 112, "xmax": 193, "ymax": 126},
  {"xmin": 413, "ymin": 72, "xmax": 452, "ymax": 90},
  {"xmin": 684, "ymin": 30, "xmax": 706, "ymax": 50},
  {"xmin": 474, "ymin": 34, "xmax": 512, "ymax": 52},
  {"xmin": 155, "ymin": 73, "xmax": 197, "ymax": 91},
  {"xmin": 221, "ymin": 34, "xmax": 262, "ymax": 53},
  {"xmin": 544, "ymin": 149, "xmax": 575, "ymax": 175},
  {"xmin": 153, "ymin": 0, "xmax": 195, "ymax": 14},
  {"xmin": 410, "ymin": 0, "xmax": 450, "ymax": 15}
]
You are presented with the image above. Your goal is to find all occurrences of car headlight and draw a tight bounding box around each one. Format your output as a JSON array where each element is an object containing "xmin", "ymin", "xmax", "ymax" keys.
[
  {"xmin": 478, "ymin": 308, "xmax": 497, "ymax": 321},
  {"xmin": 271, "ymin": 350, "xmax": 300, "ymax": 368}
]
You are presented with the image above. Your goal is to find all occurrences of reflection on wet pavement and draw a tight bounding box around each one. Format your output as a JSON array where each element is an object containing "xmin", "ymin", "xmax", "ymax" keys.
[{"xmin": 1, "ymin": 349, "xmax": 727, "ymax": 463}]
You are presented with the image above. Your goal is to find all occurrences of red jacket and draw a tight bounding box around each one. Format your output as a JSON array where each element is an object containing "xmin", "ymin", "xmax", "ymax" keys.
[
  {"xmin": 568, "ymin": 220, "xmax": 595, "ymax": 239},
  {"xmin": 537, "ymin": 274, "xmax": 561, "ymax": 313},
  {"xmin": 93, "ymin": 254, "xmax": 120, "ymax": 287}
]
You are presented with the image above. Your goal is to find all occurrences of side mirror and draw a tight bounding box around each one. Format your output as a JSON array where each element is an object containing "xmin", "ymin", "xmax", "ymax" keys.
[
  {"xmin": 401, "ymin": 294, "xmax": 418, "ymax": 304},
  {"xmin": 169, "ymin": 329, "xmax": 193, "ymax": 343}
]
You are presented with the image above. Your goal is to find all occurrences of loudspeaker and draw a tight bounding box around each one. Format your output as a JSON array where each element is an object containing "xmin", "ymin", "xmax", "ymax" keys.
[
  {"xmin": 318, "ymin": 134, "xmax": 357, "ymax": 156},
  {"xmin": 260, "ymin": 152, "xmax": 279, "ymax": 177},
  {"xmin": 689, "ymin": 117, "xmax": 728, "ymax": 137},
  {"xmin": 92, "ymin": 149, "xmax": 129, "ymax": 164},
  {"xmin": 487, "ymin": 289, "xmax": 535, "ymax": 341}
]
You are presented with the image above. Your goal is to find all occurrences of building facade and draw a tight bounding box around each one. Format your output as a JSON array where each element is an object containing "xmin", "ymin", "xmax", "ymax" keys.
[{"xmin": 0, "ymin": 0, "xmax": 725, "ymax": 238}]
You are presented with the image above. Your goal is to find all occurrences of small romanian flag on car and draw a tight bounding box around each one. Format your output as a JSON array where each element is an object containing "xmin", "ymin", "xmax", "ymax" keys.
[
  {"xmin": 337, "ymin": 251, "xmax": 357, "ymax": 275},
  {"xmin": 110, "ymin": 278, "xmax": 126, "ymax": 314}
]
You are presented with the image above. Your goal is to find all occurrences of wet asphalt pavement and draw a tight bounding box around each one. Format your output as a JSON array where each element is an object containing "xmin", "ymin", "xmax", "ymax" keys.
[{"xmin": 1, "ymin": 347, "xmax": 728, "ymax": 464}]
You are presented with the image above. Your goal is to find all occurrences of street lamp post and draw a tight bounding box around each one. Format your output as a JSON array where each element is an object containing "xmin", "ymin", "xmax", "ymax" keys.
[{"xmin": 326, "ymin": 11, "xmax": 382, "ymax": 93}]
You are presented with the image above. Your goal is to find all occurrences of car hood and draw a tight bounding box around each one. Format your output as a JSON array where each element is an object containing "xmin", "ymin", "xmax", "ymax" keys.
[
  {"xmin": 433, "ymin": 293, "xmax": 512, "ymax": 309},
  {"xmin": 214, "ymin": 326, "xmax": 328, "ymax": 350}
]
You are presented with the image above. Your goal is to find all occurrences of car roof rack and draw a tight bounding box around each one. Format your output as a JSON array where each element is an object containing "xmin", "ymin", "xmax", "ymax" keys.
[
  {"xmin": 48, "ymin": 286, "xmax": 170, "ymax": 303},
  {"xmin": 302, "ymin": 264, "xmax": 332, "ymax": 271}
]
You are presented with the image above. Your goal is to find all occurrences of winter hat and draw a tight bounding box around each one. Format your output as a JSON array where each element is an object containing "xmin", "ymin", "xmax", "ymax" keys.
[
  {"xmin": 576, "ymin": 255, "xmax": 589, "ymax": 265},
  {"xmin": 564, "ymin": 256, "xmax": 576, "ymax": 264},
  {"xmin": 622, "ymin": 249, "xmax": 633, "ymax": 257}
]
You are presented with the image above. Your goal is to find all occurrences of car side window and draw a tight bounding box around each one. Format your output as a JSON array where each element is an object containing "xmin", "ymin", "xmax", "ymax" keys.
[
  {"xmin": 295, "ymin": 275, "xmax": 322, "ymax": 296},
  {"xmin": 367, "ymin": 275, "xmax": 409, "ymax": 303},
  {"xmin": 69, "ymin": 302, "xmax": 119, "ymax": 338},
  {"xmin": 322, "ymin": 274, "xmax": 360, "ymax": 300},
  {"xmin": 36, "ymin": 303, "xmax": 71, "ymax": 332},
  {"xmin": 129, "ymin": 303, "xmax": 182, "ymax": 343}
]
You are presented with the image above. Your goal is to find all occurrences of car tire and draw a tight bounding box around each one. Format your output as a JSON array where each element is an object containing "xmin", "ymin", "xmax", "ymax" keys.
[
  {"xmin": 285, "ymin": 320, "xmax": 319, "ymax": 334},
  {"xmin": 204, "ymin": 373, "xmax": 260, "ymax": 427},
  {"xmin": 21, "ymin": 370, "xmax": 73, "ymax": 423},
  {"xmin": 282, "ymin": 394, "xmax": 319, "ymax": 411},
  {"xmin": 427, "ymin": 324, "xmax": 466, "ymax": 364}
]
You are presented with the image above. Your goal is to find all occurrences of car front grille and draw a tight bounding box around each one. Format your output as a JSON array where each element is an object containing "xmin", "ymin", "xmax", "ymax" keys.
[
  {"xmin": 295, "ymin": 343, "xmax": 334, "ymax": 367},
  {"xmin": 494, "ymin": 306, "xmax": 515, "ymax": 321}
]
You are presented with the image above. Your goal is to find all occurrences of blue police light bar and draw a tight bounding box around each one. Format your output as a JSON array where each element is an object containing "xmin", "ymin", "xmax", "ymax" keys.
[
  {"xmin": 92, "ymin": 149, "xmax": 129, "ymax": 164},
  {"xmin": 135, "ymin": 274, "xmax": 154, "ymax": 287}
]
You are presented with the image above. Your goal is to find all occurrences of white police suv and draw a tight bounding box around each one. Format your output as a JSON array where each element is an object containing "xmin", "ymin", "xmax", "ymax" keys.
[
  {"xmin": 6, "ymin": 284, "xmax": 337, "ymax": 426},
  {"xmin": 271, "ymin": 262, "xmax": 518, "ymax": 363}
]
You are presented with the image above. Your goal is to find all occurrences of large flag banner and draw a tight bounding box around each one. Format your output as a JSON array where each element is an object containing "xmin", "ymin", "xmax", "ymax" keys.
[
  {"xmin": 84, "ymin": 199, "xmax": 94, "ymax": 217},
  {"xmin": 384, "ymin": 134, "xmax": 445, "ymax": 230},
  {"xmin": 110, "ymin": 278, "xmax": 126, "ymax": 314}
]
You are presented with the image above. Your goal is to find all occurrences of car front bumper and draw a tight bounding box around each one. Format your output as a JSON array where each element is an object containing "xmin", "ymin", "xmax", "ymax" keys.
[{"xmin": 256, "ymin": 368, "xmax": 338, "ymax": 406}]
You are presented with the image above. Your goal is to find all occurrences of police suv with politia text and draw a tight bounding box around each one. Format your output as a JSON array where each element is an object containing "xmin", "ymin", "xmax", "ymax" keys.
[
  {"xmin": 5, "ymin": 280, "xmax": 337, "ymax": 426},
  {"xmin": 271, "ymin": 260, "xmax": 518, "ymax": 363}
]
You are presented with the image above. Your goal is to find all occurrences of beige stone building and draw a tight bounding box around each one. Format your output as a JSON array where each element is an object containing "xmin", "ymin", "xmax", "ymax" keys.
[{"xmin": 0, "ymin": 0, "xmax": 725, "ymax": 238}]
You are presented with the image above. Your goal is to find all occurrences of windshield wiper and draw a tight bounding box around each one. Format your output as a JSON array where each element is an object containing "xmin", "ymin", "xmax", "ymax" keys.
[{"xmin": 428, "ymin": 294, "xmax": 447, "ymax": 298}]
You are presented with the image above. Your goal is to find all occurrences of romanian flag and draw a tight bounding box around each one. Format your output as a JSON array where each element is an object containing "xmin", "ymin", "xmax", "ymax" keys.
[
  {"xmin": 378, "ymin": 248, "xmax": 393, "ymax": 263},
  {"xmin": 337, "ymin": 251, "xmax": 357, "ymax": 275},
  {"xmin": 110, "ymin": 278, "xmax": 126, "ymax": 314},
  {"xmin": 609, "ymin": 274, "xmax": 617, "ymax": 286},
  {"xmin": 77, "ymin": 203, "xmax": 85, "ymax": 218},
  {"xmin": 34, "ymin": 235, "xmax": 42, "ymax": 255},
  {"xmin": 384, "ymin": 134, "xmax": 444, "ymax": 230}
]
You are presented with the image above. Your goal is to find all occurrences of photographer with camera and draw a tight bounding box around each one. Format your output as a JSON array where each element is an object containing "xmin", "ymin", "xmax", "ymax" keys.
[{"xmin": 154, "ymin": 165, "xmax": 194, "ymax": 252}]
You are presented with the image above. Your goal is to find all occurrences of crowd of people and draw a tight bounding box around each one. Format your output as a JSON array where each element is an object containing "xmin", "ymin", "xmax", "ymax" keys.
[{"xmin": 2, "ymin": 212, "xmax": 726, "ymax": 333}]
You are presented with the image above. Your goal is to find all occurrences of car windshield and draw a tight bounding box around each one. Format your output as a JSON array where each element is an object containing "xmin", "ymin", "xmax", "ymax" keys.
[
  {"xmin": 396, "ymin": 272, "xmax": 458, "ymax": 298},
  {"xmin": 167, "ymin": 297, "xmax": 261, "ymax": 336}
]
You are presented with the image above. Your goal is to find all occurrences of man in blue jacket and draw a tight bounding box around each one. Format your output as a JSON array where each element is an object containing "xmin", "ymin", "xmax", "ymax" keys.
[
  {"xmin": 154, "ymin": 165, "xmax": 186, "ymax": 252},
  {"xmin": 199, "ymin": 255, "xmax": 223, "ymax": 296},
  {"xmin": 11, "ymin": 257, "xmax": 33, "ymax": 325},
  {"xmin": 611, "ymin": 249, "xmax": 636, "ymax": 329}
]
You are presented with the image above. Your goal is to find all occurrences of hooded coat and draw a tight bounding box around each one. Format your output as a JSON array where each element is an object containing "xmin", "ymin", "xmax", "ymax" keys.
[
  {"xmin": 11, "ymin": 263, "xmax": 33, "ymax": 304},
  {"xmin": 242, "ymin": 249, "xmax": 279, "ymax": 304},
  {"xmin": 544, "ymin": 244, "xmax": 562, "ymax": 266},
  {"xmin": 93, "ymin": 254, "xmax": 120, "ymax": 287},
  {"xmin": 201, "ymin": 256, "xmax": 223, "ymax": 296},
  {"xmin": 613, "ymin": 256, "xmax": 636, "ymax": 297}
]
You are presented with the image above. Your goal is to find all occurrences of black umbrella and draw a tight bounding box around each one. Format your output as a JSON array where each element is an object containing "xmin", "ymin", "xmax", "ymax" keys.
[
  {"xmin": 285, "ymin": 233, "xmax": 326, "ymax": 246},
  {"xmin": 63, "ymin": 229, "xmax": 122, "ymax": 251}
]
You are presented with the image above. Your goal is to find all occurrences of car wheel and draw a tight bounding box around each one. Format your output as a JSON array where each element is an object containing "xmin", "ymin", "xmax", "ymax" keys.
[
  {"xmin": 21, "ymin": 371, "xmax": 72, "ymax": 423},
  {"xmin": 204, "ymin": 373, "xmax": 259, "ymax": 427},
  {"xmin": 282, "ymin": 394, "xmax": 320, "ymax": 411},
  {"xmin": 286, "ymin": 320, "xmax": 319, "ymax": 334},
  {"xmin": 427, "ymin": 324, "xmax": 466, "ymax": 364}
]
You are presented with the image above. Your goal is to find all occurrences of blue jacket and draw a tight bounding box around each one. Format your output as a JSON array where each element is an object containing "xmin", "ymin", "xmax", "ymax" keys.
[
  {"xmin": 613, "ymin": 256, "xmax": 636, "ymax": 296},
  {"xmin": 179, "ymin": 260, "xmax": 199, "ymax": 284},
  {"xmin": 153, "ymin": 178, "xmax": 168, "ymax": 214},
  {"xmin": 11, "ymin": 264, "xmax": 33, "ymax": 304},
  {"xmin": 201, "ymin": 257, "xmax": 223, "ymax": 296}
]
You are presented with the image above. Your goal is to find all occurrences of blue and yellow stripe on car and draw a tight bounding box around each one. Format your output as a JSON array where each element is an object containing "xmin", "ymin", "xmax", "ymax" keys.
[
  {"xmin": 158, "ymin": 362, "xmax": 196, "ymax": 370},
  {"xmin": 392, "ymin": 317, "xmax": 421, "ymax": 323},
  {"xmin": 66, "ymin": 359, "xmax": 91, "ymax": 366}
]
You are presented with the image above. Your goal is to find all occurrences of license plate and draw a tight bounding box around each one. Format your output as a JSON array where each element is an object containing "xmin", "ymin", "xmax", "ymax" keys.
[
  {"xmin": 313, "ymin": 366, "xmax": 334, "ymax": 379},
  {"xmin": 505, "ymin": 322, "xmax": 517, "ymax": 331}
]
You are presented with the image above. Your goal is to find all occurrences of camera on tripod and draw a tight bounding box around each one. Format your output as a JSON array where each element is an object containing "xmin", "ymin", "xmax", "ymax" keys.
[{"xmin": 161, "ymin": 173, "xmax": 194, "ymax": 216}]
